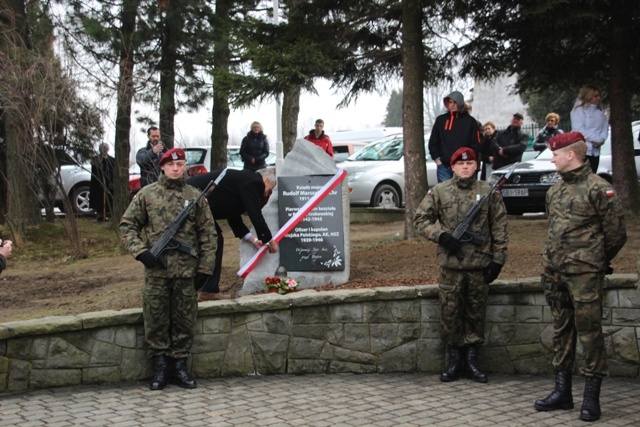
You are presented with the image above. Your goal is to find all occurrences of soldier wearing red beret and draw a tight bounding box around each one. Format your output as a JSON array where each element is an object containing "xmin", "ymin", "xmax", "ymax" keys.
[
  {"xmin": 414, "ymin": 146, "xmax": 509, "ymax": 384},
  {"xmin": 120, "ymin": 146, "xmax": 216, "ymax": 391},
  {"xmin": 535, "ymin": 131, "xmax": 627, "ymax": 421}
]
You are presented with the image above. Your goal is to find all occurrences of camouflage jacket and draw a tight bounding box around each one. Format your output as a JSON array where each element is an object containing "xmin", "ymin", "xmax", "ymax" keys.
[
  {"xmin": 119, "ymin": 173, "xmax": 216, "ymax": 278},
  {"xmin": 543, "ymin": 162, "xmax": 627, "ymax": 274},
  {"xmin": 413, "ymin": 175, "xmax": 508, "ymax": 270}
]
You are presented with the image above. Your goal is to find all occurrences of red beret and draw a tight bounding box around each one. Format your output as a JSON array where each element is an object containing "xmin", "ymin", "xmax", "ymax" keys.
[
  {"xmin": 160, "ymin": 148, "xmax": 186, "ymax": 166},
  {"xmin": 548, "ymin": 132, "xmax": 585, "ymax": 151},
  {"xmin": 450, "ymin": 147, "xmax": 476, "ymax": 164}
]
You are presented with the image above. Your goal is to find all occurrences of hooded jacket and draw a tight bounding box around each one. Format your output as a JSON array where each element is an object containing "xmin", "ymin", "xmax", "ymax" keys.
[{"xmin": 428, "ymin": 91, "xmax": 481, "ymax": 167}]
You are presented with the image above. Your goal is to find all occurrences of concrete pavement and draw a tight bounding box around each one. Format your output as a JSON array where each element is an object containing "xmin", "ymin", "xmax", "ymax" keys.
[{"xmin": 1, "ymin": 374, "xmax": 638, "ymax": 426}]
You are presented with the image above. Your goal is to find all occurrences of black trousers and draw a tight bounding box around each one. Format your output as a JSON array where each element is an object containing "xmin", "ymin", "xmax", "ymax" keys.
[
  {"xmin": 197, "ymin": 221, "xmax": 224, "ymax": 293},
  {"xmin": 586, "ymin": 155, "xmax": 599, "ymax": 173}
]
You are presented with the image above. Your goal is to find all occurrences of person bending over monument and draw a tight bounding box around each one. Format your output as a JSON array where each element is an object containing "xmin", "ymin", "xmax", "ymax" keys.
[{"xmin": 187, "ymin": 168, "xmax": 278, "ymax": 301}]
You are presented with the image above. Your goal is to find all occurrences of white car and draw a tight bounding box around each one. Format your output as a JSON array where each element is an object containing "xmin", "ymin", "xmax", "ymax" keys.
[{"xmin": 338, "ymin": 134, "xmax": 437, "ymax": 208}]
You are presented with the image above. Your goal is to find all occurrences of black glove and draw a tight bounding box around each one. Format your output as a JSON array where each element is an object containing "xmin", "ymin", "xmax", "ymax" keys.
[
  {"xmin": 438, "ymin": 232, "xmax": 462, "ymax": 253},
  {"xmin": 194, "ymin": 272, "xmax": 211, "ymax": 290},
  {"xmin": 136, "ymin": 250, "xmax": 159, "ymax": 269},
  {"xmin": 483, "ymin": 261, "xmax": 503, "ymax": 284},
  {"xmin": 605, "ymin": 262, "xmax": 614, "ymax": 275}
]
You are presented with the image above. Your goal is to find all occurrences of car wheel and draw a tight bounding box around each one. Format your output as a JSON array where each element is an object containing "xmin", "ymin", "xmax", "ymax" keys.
[
  {"xmin": 70, "ymin": 185, "xmax": 94, "ymax": 215},
  {"xmin": 372, "ymin": 184, "xmax": 400, "ymax": 208}
]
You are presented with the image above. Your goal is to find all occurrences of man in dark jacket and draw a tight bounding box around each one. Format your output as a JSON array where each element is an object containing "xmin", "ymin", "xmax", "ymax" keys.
[
  {"xmin": 136, "ymin": 126, "xmax": 167, "ymax": 188},
  {"xmin": 428, "ymin": 91, "xmax": 481, "ymax": 183},
  {"xmin": 491, "ymin": 113, "xmax": 529, "ymax": 170},
  {"xmin": 187, "ymin": 168, "xmax": 278, "ymax": 301}
]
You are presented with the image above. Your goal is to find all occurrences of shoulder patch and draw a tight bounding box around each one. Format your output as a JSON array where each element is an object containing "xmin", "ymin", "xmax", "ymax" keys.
[
  {"xmin": 605, "ymin": 189, "xmax": 616, "ymax": 197},
  {"xmin": 427, "ymin": 189, "xmax": 433, "ymax": 196}
]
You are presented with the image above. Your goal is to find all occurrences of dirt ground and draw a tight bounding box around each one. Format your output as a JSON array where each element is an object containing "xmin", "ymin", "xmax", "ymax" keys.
[{"xmin": 1, "ymin": 215, "xmax": 638, "ymax": 323}]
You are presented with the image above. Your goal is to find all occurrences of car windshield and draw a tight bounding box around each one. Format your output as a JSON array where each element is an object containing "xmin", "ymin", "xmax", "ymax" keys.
[{"xmin": 347, "ymin": 135, "xmax": 403, "ymax": 161}]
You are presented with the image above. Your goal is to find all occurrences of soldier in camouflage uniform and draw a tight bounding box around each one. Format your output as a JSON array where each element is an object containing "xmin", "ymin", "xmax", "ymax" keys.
[
  {"xmin": 120, "ymin": 148, "xmax": 216, "ymax": 391},
  {"xmin": 414, "ymin": 147, "xmax": 508, "ymax": 384},
  {"xmin": 533, "ymin": 132, "xmax": 626, "ymax": 422}
]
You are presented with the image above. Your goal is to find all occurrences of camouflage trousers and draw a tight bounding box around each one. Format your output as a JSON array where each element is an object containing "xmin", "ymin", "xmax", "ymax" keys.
[
  {"xmin": 143, "ymin": 276, "xmax": 198, "ymax": 358},
  {"xmin": 542, "ymin": 270, "xmax": 607, "ymax": 377},
  {"xmin": 439, "ymin": 268, "xmax": 488, "ymax": 347}
]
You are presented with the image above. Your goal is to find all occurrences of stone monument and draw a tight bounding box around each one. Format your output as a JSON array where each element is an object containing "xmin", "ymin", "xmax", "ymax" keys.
[{"xmin": 237, "ymin": 139, "xmax": 350, "ymax": 295}]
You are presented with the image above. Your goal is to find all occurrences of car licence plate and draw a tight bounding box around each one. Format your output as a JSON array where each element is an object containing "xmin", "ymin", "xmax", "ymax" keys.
[{"xmin": 501, "ymin": 188, "xmax": 529, "ymax": 197}]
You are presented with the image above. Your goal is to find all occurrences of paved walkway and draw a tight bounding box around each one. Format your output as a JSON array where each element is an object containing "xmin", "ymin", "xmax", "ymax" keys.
[{"xmin": 1, "ymin": 374, "xmax": 638, "ymax": 426}]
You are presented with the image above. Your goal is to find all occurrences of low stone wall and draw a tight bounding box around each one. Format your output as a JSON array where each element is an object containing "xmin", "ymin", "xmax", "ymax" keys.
[{"xmin": 1, "ymin": 275, "xmax": 638, "ymax": 393}]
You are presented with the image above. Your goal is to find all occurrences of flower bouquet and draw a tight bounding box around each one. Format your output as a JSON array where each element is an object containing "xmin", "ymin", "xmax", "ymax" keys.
[{"xmin": 265, "ymin": 276, "xmax": 298, "ymax": 294}]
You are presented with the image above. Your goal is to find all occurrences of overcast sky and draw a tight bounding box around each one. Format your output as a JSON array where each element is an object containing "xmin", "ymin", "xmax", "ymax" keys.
[{"xmin": 125, "ymin": 79, "xmax": 396, "ymax": 156}]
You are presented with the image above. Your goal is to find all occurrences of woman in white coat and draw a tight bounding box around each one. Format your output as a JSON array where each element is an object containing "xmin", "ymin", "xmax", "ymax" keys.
[{"xmin": 570, "ymin": 85, "xmax": 608, "ymax": 173}]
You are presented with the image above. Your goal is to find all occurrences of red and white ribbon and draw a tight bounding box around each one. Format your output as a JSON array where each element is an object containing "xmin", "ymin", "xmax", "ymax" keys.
[{"xmin": 237, "ymin": 168, "xmax": 347, "ymax": 278}]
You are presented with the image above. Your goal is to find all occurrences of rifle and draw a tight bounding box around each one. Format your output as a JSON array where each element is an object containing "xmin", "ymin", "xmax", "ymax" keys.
[
  {"xmin": 149, "ymin": 169, "xmax": 227, "ymax": 268},
  {"xmin": 447, "ymin": 162, "xmax": 517, "ymax": 259}
]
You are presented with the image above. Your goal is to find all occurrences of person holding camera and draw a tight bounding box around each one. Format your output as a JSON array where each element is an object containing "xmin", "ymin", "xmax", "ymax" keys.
[
  {"xmin": 0, "ymin": 240, "xmax": 12, "ymax": 274},
  {"xmin": 136, "ymin": 126, "xmax": 167, "ymax": 188}
]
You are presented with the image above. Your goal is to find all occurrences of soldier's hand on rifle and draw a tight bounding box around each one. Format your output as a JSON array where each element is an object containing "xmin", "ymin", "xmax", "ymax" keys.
[
  {"xmin": 136, "ymin": 250, "xmax": 159, "ymax": 269},
  {"xmin": 438, "ymin": 232, "xmax": 462, "ymax": 253},
  {"xmin": 483, "ymin": 261, "xmax": 503, "ymax": 284},
  {"xmin": 194, "ymin": 272, "xmax": 211, "ymax": 289}
]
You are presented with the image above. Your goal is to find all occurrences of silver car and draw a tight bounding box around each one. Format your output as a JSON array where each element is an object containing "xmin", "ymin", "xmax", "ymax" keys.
[{"xmin": 338, "ymin": 134, "xmax": 437, "ymax": 208}]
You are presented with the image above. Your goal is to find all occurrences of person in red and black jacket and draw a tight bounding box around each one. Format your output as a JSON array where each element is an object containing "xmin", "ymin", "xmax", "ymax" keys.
[
  {"xmin": 304, "ymin": 119, "xmax": 334, "ymax": 157},
  {"xmin": 428, "ymin": 91, "xmax": 482, "ymax": 183}
]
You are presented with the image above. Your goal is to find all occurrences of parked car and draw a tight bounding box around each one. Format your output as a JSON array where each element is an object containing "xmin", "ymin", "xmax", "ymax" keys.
[
  {"xmin": 332, "ymin": 141, "xmax": 368, "ymax": 163},
  {"xmin": 56, "ymin": 161, "xmax": 93, "ymax": 215},
  {"xmin": 489, "ymin": 123, "xmax": 640, "ymax": 215},
  {"xmin": 330, "ymin": 127, "xmax": 403, "ymax": 143},
  {"xmin": 128, "ymin": 146, "xmax": 276, "ymax": 194},
  {"xmin": 338, "ymin": 134, "xmax": 437, "ymax": 208}
]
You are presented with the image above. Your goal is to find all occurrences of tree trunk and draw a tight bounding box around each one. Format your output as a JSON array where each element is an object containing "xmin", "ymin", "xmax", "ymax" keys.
[
  {"xmin": 609, "ymin": 0, "xmax": 640, "ymax": 214},
  {"xmin": 112, "ymin": 0, "xmax": 139, "ymax": 227},
  {"xmin": 401, "ymin": 0, "xmax": 426, "ymax": 239},
  {"xmin": 3, "ymin": 0, "xmax": 41, "ymax": 240},
  {"xmin": 282, "ymin": 85, "xmax": 301, "ymax": 155},
  {"xmin": 210, "ymin": 0, "xmax": 232, "ymax": 171},
  {"xmin": 158, "ymin": 0, "xmax": 182, "ymax": 149}
]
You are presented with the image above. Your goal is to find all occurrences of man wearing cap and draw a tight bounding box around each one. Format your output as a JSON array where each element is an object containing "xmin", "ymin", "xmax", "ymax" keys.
[
  {"xmin": 414, "ymin": 147, "xmax": 508, "ymax": 384},
  {"xmin": 428, "ymin": 91, "xmax": 481, "ymax": 182},
  {"xmin": 491, "ymin": 113, "xmax": 529, "ymax": 170},
  {"xmin": 120, "ymin": 148, "xmax": 216, "ymax": 391},
  {"xmin": 534, "ymin": 132, "xmax": 626, "ymax": 422},
  {"xmin": 136, "ymin": 126, "xmax": 167, "ymax": 188}
]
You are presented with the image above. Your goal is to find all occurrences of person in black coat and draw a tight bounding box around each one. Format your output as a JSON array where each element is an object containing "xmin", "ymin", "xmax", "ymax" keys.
[
  {"xmin": 89, "ymin": 143, "xmax": 116, "ymax": 221},
  {"xmin": 239, "ymin": 121, "xmax": 270, "ymax": 172},
  {"xmin": 491, "ymin": 113, "xmax": 529, "ymax": 170},
  {"xmin": 187, "ymin": 168, "xmax": 278, "ymax": 301}
]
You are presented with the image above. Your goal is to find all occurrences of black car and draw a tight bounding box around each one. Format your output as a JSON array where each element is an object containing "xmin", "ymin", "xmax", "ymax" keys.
[{"xmin": 489, "ymin": 125, "xmax": 640, "ymax": 215}]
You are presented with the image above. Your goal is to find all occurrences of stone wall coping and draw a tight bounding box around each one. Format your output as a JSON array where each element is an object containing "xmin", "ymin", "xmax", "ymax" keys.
[{"xmin": 1, "ymin": 275, "xmax": 636, "ymax": 341}]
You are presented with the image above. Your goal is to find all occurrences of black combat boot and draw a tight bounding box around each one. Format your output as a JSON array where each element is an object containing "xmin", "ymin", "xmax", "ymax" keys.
[
  {"xmin": 173, "ymin": 358, "xmax": 197, "ymax": 389},
  {"xmin": 534, "ymin": 371, "xmax": 574, "ymax": 411},
  {"xmin": 440, "ymin": 346, "xmax": 463, "ymax": 382},
  {"xmin": 465, "ymin": 346, "xmax": 488, "ymax": 383},
  {"xmin": 149, "ymin": 355, "xmax": 169, "ymax": 391},
  {"xmin": 580, "ymin": 376, "xmax": 602, "ymax": 422}
]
